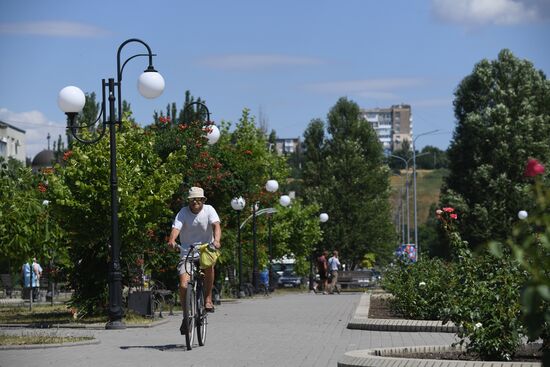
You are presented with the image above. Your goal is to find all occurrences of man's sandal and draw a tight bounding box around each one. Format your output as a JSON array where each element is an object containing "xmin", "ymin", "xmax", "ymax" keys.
[{"xmin": 205, "ymin": 303, "xmax": 215, "ymax": 313}]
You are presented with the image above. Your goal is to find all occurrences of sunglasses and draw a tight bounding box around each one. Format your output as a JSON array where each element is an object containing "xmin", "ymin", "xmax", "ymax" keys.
[{"xmin": 189, "ymin": 198, "xmax": 205, "ymax": 204}]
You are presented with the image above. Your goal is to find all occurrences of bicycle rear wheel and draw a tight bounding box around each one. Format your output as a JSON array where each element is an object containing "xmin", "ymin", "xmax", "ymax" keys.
[
  {"xmin": 195, "ymin": 281, "xmax": 207, "ymax": 346},
  {"xmin": 183, "ymin": 284, "xmax": 196, "ymax": 350}
]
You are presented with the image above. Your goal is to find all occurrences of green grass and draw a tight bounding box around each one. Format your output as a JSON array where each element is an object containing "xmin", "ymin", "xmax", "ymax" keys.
[
  {"xmin": 390, "ymin": 169, "xmax": 448, "ymax": 227},
  {"xmin": 0, "ymin": 304, "xmax": 155, "ymax": 325},
  {"xmin": 0, "ymin": 334, "xmax": 94, "ymax": 346}
]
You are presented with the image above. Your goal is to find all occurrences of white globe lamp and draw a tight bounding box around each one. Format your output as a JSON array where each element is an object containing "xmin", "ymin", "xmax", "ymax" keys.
[
  {"xmin": 279, "ymin": 195, "xmax": 291, "ymax": 207},
  {"xmin": 231, "ymin": 197, "xmax": 246, "ymax": 211},
  {"xmin": 58, "ymin": 86, "xmax": 86, "ymax": 113},
  {"xmin": 518, "ymin": 210, "xmax": 528, "ymax": 220},
  {"xmin": 206, "ymin": 124, "xmax": 220, "ymax": 145},
  {"xmin": 137, "ymin": 70, "xmax": 165, "ymax": 99},
  {"xmin": 265, "ymin": 179, "xmax": 279, "ymax": 193}
]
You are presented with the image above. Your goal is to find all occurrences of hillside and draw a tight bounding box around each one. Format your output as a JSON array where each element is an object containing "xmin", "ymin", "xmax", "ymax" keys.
[{"xmin": 389, "ymin": 169, "xmax": 448, "ymax": 229}]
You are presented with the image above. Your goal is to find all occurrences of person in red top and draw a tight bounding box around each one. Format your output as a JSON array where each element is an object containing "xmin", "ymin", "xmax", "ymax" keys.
[{"xmin": 316, "ymin": 250, "xmax": 329, "ymax": 294}]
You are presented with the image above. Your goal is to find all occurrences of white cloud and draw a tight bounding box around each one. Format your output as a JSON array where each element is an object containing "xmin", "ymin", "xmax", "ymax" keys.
[
  {"xmin": 303, "ymin": 78, "xmax": 426, "ymax": 98},
  {"xmin": 0, "ymin": 108, "xmax": 66, "ymax": 159},
  {"xmin": 0, "ymin": 21, "xmax": 110, "ymax": 37},
  {"xmin": 200, "ymin": 54, "xmax": 323, "ymax": 70},
  {"xmin": 431, "ymin": 0, "xmax": 547, "ymax": 26}
]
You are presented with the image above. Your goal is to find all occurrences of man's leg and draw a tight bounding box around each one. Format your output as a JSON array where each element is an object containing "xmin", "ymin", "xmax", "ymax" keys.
[
  {"xmin": 179, "ymin": 272, "xmax": 190, "ymax": 334},
  {"xmin": 179, "ymin": 273, "xmax": 189, "ymax": 311},
  {"xmin": 329, "ymin": 271, "xmax": 338, "ymax": 294},
  {"xmin": 203, "ymin": 265, "xmax": 214, "ymax": 308}
]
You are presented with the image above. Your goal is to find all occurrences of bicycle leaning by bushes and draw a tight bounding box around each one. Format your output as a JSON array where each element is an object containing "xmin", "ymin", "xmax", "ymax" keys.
[{"xmin": 177, "ymin": 242, "xmax": 217, "ymax": 350}]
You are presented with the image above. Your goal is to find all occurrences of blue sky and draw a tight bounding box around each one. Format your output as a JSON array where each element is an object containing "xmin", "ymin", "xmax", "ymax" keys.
[{"xmin": 1, "ymin": 0, "xmax": 549, "ymax": 158}]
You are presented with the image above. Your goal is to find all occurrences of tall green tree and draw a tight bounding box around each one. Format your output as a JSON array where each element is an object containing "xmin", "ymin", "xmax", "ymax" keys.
[
  {"xmin": 441, "ymin": 49, "xmax": 550, "ymax": 248},
  {"xmin": 48, "ymin": 115, "xmax": 183, "ymax": 315},
  {"xmin": 302, "ymin": 98, "xmax": 396, "ymax": 267},
  {"xmin": 0, "ymin": 157, "xmax": 67, "ymax": 273},
  {"xmin": 302, "ymin": 118, "xmax": 326, "ymax": 201}
]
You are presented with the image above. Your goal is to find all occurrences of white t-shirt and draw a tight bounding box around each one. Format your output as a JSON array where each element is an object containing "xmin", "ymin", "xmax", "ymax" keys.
[{"xmin": 172, "ymin": 204, "xmax": 220, "ymax": 257}]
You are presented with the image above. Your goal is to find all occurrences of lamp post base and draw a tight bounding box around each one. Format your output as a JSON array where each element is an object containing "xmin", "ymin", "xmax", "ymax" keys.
[{"xmin": 105, "ymin": 320, "xmax": 126, "ymax": 330}]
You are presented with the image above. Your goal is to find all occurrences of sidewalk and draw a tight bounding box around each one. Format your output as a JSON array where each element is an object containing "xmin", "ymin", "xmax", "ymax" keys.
[{"xmin": 0, "ymin": 291, "xmax": 456, "ymax": 367}]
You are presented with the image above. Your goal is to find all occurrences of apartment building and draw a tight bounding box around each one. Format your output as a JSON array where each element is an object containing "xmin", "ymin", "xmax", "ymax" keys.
[
  {"xmin": 0, "ymin": 120, "xmax": 26, "ymax": 162},
  {"xmin": 360, "ymin": 104, "xmax": 412, "ymax": 154},
  {"xmin": 274, "ymin": 138, "xmax": 300, "ymax": 155}
]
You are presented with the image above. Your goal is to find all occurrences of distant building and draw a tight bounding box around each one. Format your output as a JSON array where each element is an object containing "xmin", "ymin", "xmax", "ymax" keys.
[
  {"xmin": 360, "ymin": 104, "xmax": 412, "ymax": 154},
  {"xmin": 0, "ymin": 120, "xmax": 26, "ymax": 163},
  {"xmin": 31, "ymin": 133, "xmax": 57, "ymax": 173},
  {"xmin": 274, "ymin": 138, "xmax": 300, "ymax": 155},
  {"xmin": 31, "ymin": 149, "xmax": 56, "ymax": 173}
]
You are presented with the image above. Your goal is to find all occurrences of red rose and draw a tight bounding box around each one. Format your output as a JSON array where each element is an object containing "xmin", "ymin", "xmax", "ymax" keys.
[
  {"xmin": 63, "ymin": 150, "xmax": 73, "ymax": 161},
  {"xmin": 524, "ymin": 158, "xmax": 545, "ymax": 177}
]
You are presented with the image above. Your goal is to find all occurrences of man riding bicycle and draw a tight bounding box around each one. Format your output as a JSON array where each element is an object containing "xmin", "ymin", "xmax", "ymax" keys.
[{"xmin": 168, "ymin": 187, "xmax": 221, "ymax": 334}]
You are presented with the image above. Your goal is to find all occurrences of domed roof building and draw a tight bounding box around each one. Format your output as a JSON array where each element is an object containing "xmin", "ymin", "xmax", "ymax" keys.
[
  {"xmin": 31, "ymin": 149, "xmax": 56, "ymax": 173},
  {"xmin": 31, "ymin": 133, "xmax": 60, "ymax": 173}
]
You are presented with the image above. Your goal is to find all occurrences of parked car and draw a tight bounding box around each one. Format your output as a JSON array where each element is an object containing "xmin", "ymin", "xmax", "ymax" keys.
[{"xmin": 277, "ymin": 270, "xmax": 303, "ymax": 288}]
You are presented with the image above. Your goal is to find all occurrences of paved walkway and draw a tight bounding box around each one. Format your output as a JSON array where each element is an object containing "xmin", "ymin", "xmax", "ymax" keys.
[{"xmin": 0, "ymin": 291, "xmax": 456, "ymax": 367}]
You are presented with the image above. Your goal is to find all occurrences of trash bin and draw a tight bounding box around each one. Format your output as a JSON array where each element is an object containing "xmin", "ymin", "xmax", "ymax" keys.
[{"xmin": 128, "ymin": 291, "xmax": 153, "ymax": 316}]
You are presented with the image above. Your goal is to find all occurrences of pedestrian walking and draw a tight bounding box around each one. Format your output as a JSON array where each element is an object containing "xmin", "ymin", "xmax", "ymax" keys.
[
  {"xmin": 317, "ymin": 250, "xmax": 329, "ymax": 294},
  {"xmin": 327, "ymin": 251, "xmax": 341, "ymax": 294}
]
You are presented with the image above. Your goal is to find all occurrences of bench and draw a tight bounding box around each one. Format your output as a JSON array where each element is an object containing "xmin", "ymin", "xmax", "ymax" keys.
[
  {"xmin": 150, "ymin": 280, "xmax": 175, "ymax": 318},
  {"xmin": 0, "ymin": 274, "xmax": 14, "ymax": 298}
]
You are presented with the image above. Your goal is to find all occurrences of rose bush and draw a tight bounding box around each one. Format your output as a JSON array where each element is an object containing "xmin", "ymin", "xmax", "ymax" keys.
[
  {"xmin": 384, "ymin": 206, "xmax": 530, "ymax": 361},
  {"xmin": 382, "ymin": 257, "xmax": 452, "ymax": 320}
]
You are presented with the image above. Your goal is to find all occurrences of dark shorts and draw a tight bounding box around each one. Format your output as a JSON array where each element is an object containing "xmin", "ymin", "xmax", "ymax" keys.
[{"xmin": 319, "ymin": 272, "xmax": 328, "ymax": 281}]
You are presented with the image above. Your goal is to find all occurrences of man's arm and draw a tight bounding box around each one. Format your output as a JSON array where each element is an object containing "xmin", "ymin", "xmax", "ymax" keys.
[
  {"xmin": 212, "ymin": 221, "xmax": 221, "ymax": 249},
  {"xmin": 168, "ymin": 227, "xmax": 180, "ymax": 249}
]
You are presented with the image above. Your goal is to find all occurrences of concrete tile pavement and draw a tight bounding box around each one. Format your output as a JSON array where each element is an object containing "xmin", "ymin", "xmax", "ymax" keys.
[{"xmin": 0, "ymin": 292, "xmax": 456, "ymax": 367}]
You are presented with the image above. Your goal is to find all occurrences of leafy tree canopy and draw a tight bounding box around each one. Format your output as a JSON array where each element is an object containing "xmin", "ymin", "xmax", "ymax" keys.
[
  {"xmin": 302, "ymin": 97, "xmax": 396, "ymax": 267},
  {"xmin": 441, "ymin": 49, "xmax": 550, "ymax": 248}
]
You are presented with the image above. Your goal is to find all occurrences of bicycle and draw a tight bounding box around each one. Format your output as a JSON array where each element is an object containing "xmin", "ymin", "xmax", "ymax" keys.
[{"xmin": 177, "ymin": 242, "xmax": 216, "ymax": 350}]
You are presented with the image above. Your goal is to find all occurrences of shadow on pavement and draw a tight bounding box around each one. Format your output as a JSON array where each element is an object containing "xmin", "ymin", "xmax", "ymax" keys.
[{"xmin": 120, "ymin": 344, "xmax": 187, "ymax": 351}]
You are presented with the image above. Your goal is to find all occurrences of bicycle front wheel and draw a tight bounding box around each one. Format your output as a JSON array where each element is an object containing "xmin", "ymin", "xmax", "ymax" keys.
[
  {"xmin": 183, "ymin": 285, "xmax": 196, "ymax": 350},
  {"xmin": 196, "ymin": 282, "xmax": 207, "ymax": 346}
]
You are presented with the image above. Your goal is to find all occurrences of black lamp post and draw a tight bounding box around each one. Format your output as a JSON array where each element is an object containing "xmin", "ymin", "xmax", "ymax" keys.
[
  {"xmin": 309, "ymin": 213, "xmax": 329, "ymax": 292},
  {"xmin": 251, "ymin": 201, "xmax": 259, "ymax": 293},
  {"xmin": 231, "ymin": 197, "xmax": 246, "ymax": 298},
  {"xmin": 57, "ymin": 38, "xmax": 165, "ymax": 329}
]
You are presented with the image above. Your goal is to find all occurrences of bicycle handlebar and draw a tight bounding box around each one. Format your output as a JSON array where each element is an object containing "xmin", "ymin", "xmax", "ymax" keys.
[{"xmin": 175, "ymin": 242, "xmax": 216, "ymax": 252}]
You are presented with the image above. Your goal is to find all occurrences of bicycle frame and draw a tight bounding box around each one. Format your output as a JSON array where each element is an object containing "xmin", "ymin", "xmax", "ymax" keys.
[{"xmin": 179, "ymin": 243, "xmax": 209, "ymax": 350}]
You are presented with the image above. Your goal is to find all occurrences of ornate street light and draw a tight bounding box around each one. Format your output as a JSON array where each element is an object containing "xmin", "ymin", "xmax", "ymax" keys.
[
  {"xmin": 231, "ymin": 196, "xmax": 246, "ymax": 298},
  {"xmin": 309, "ymin": 213, "xmax": 329, "ymax": 291},
  {"xmin": 182, "ymin": 101, "xmax": 220, "ymax": 145},
  {"xmin": 58, "ymin": 38, "xmax": 164, "ymax": 329},
  {"xmin": 265, "ymin": 178, "xmax": 279, "ymax": 292}
]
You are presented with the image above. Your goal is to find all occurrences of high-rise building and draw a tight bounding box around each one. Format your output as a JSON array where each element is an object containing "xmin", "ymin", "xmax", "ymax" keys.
[
  {"xmin": 360, "ymin": 104, "xmax": 412, "ymax": 154},
  {"xmin": 274, "ymin": 138, "xmax": 300, "ymax": 155}
]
